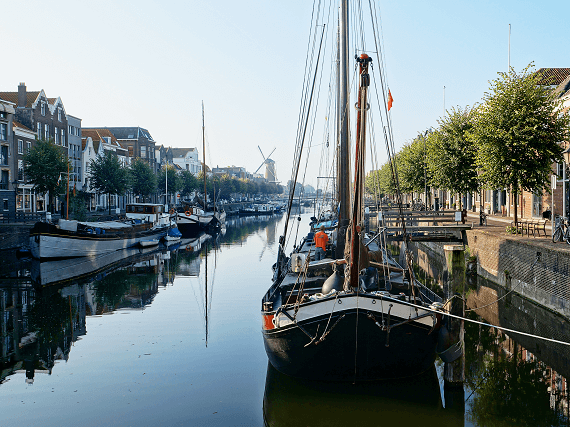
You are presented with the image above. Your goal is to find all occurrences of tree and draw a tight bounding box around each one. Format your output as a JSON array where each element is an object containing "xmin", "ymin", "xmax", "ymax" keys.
[
  {"xmin": 180, "ymin": 170, "xmax": 199, "ymax": 198},
  {"xmin": 23, "ymin": 139, "xmax": 68, "ymax": 213},
  {"xmin": 470, "ymin": 64, "xmax": 570, "ymax": 225},
  {"xmin": 218, "ymin": 174, "xmax": 235, "ymax": 200},
  {"xmin": 130, "ymin": 158, "xmax": 156, "ymax": 201},
  {"xmin": 89, "ymin": 150, "xmax": 129, "ymax": 214},
  {"xmin": 398, "ymin": 137, "xmax": 428, "ymax": 195},
  {"xmin": 428, "ymin": 107, "xmax": 479, "ymax": 206}
]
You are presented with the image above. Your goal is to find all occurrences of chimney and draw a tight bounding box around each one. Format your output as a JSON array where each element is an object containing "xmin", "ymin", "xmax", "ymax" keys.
[{"xmin": 17, "ymin": 82, "xmax": 26, "ymax": 108}]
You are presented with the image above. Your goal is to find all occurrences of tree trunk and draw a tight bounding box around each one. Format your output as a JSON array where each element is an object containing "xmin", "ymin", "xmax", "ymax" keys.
[{"xmin": 514, "ymin": 189, "xmax": 518, "ymax": 226}]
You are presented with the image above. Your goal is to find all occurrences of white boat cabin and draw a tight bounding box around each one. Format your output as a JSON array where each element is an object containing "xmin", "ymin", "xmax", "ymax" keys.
[{"xmin": 126, "ymin": 203, "xmax": 170, "ymax": 227}]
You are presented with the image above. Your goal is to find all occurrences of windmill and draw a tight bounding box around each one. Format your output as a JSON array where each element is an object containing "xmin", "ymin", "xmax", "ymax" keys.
[{"xmin": 254, "ymin": 146, "xmax": 278, "ymax": 183}]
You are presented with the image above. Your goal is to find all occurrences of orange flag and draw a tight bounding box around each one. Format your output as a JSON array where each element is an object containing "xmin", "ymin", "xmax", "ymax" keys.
[{"xmin": 388, "ymin": 89, "xmax": 394, "ymax": 111}]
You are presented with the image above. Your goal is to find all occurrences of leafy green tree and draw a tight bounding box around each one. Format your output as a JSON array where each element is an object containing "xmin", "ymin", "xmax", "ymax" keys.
[
  {"xmin": 470, "ymin": 64, "xmax": 570, "ymax": 224},
  {"xmin": 89, "ymin": 150, "xmax": 129, "ymax": 214},
  {"xmin": 180, "ymin": 170, "xmax": 199, "ymax": 198},
  {"xmin": 130, "ymin": 158, "xmax": 156, "ymax": 201},
  {"xmin": 399, "ymin": 136, "xmax": 428, "ymax": 195},
  {"xmin": 23, "ymin": 139, "xmax": 68, "ymax": 213},
  {"xmin": 428, "ymin": 107, "xmax": 479, "ymax": 206},
  {"xmin": 218, "ymin": 174, "xmax": 235, "ymax": 199}
]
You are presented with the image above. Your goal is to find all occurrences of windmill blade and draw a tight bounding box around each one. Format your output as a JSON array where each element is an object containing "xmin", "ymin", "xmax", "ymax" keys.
[
  {"xmin": 258, "ymin": 146, "xmax": 267, "ymax": 161},
  {"xmin": 254, "ymin": 160, "xmax": 266, "ymax": 174},
  {"xmin": 265, "ymin": 147, "xmax": 276, "ymax": 160}
]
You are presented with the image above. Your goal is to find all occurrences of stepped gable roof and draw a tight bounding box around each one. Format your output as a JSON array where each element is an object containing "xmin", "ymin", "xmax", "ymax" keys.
[
  {"xmin": 170, "ymin": 147, "xmax": 197, "ymax": 158},
  {"xmin": 0, "ymin": 91, "xmax": 40, "ymax": 108},
  {"xmin": 105, "ymin": 126, "xmax": 155, "ymax": 142},
  {"xmin": 535, "ymin": 68, "xmax": 570, "ymax": 86}
]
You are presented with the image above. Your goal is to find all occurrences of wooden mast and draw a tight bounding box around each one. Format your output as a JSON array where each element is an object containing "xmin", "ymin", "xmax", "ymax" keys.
[{"xmin": 348, "ymin": 54, "xmax": 371, "ymax": 288}]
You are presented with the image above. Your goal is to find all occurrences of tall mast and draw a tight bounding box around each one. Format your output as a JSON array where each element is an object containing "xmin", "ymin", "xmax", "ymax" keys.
[
  {"xmin": 348, "ymin": 54, "xmax": 371, "ymax": 288},
  {"xmin": 202, "ymin": 101, "xmax": 207, "ymax": 211},
  {"xmin": 336, "ymin": 0, "xmax": 351, "ymax": 259}
]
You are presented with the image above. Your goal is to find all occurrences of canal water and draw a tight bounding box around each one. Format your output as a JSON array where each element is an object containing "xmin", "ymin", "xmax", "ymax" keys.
[{"xmin": 1, "ymin": 212, "xmax": 569, "ymax": 426}]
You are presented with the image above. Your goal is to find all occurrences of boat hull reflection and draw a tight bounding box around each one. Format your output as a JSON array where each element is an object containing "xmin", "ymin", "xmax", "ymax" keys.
[{"xmin": 262, "ymin": 362, "xmax": 457, "ymax": 427}]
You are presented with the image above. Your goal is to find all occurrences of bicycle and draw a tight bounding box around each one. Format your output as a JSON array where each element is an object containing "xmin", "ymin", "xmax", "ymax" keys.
[{"xmin": 552, "ymin": 216, "xmax": 570, "ymax": 243}]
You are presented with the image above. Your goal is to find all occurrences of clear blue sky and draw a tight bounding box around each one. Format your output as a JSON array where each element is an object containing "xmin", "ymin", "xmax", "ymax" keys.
[{"xmin": 4, "ymin": 0, "xmax": 569, "ymax": 186}]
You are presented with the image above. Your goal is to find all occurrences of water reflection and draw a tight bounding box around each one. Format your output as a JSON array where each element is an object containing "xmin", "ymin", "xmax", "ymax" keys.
[
  {"xmin": 465, "ymin": 277, "xmax": 570, "ymax": 426},
  {"xmin": 262, "ymin": 363, "xmax": 463, "ymax": 427}
]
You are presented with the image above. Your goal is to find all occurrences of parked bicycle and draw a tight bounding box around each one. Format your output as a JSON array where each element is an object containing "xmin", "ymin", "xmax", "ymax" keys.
[{"xmin": 552, "ymin": 215, "xmax": 570, "ymax": 243}]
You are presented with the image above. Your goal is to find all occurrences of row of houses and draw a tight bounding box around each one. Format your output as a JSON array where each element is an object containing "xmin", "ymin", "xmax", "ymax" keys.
[{"xmin": 0, "ymin": 82, "xmax": 204, "ymax": 218}]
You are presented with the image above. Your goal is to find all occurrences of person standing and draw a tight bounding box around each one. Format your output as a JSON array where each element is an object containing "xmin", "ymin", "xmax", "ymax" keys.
[{"xmin": 314, "ymin": 225, "xmax": 329, "ymax": 260}]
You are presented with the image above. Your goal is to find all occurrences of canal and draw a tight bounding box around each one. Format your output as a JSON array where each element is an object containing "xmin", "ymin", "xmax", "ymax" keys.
[{"xmin": 1, "ymin": 212, "xmax": 569, "ymax": 426}]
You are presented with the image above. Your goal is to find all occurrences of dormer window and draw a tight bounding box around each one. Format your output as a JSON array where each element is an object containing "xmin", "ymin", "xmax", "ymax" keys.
[{"xmin": 41, "ymin": 102, "xmax": 46, "ymax": 116}]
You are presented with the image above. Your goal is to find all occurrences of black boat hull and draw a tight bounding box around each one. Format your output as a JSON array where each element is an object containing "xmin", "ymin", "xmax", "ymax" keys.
[{"xmin": 262, "ymin": 306, "xmax": 438, "ymax": 381}]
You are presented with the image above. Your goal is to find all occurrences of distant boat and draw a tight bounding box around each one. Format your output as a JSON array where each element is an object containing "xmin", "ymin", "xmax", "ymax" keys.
[
  {"xmin": 139, "ymin": 239, "xmax": 159, "ymax": 248},
  {"xmin": 163, "ymin": 226, "xmax": 182, "ymax": 244},
  {"xmin": 239, "ymin": 203, "xmax": 275, "ymax": 216},
  {"xmin": 30, "ymin": 203, "xmax": 169, "ymax": 259}
]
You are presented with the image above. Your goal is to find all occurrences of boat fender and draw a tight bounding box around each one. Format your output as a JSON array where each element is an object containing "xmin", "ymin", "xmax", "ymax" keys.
[
  {"xmin": 185, "ymin": 211, "xmax": 191, "ymax": 216},
  {"xmin": 321, "ymin": 270, "xmax": 344, "ymax": 294},
  {"xmin": 169, "ymin": 208, "xmax": 175, "ymax": 214}
]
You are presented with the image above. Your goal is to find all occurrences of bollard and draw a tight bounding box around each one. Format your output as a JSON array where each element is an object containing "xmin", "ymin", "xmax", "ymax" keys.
[{"xmin": 443, "ymin": 244, "xmax": 466, "ymax": 415}]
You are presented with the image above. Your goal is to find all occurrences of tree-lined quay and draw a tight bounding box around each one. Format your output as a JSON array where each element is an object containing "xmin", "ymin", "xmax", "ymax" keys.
[
  {"xmin": 366, "ymin": 65, "xmax": 570, "ymax": 225},
  {"xmin": 23, "ymin": 141, "xmax": 283, "ymax": 218}
]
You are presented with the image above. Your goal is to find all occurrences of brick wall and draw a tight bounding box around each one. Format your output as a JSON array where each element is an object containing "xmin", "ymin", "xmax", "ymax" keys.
[{"xmin": 405, "ymin": 229, "xmax": 570, "ymax": 319}]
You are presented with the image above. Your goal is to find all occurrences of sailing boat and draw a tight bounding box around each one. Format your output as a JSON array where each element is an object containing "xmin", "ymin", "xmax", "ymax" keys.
[
  {"xmin": 261, "ymin": 0, "xmax": 443, "ymax": 381},
  {"xmin": 176, "ymin": 103, "xmax": 226, "ymax": 237}
]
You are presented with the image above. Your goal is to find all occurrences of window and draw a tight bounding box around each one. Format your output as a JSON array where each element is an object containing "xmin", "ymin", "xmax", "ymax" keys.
[
  {"xmin": 140, "ymin": 146, "xmax": 146, "ymax": 158},
  {"xmin": 0, "ymin": 123, "xmax": 6, "ymax": 141},
  {"xmin": 18, "ymin": 139, "xmax": 23, "ymax": 154},
  {"xmin": 54, "ymin": 127, "xmax": 59, "ymax": 144},
  {"xmin": 58, "ymin": 108, "xmax": 61, "ymax": 121},
  {"xmin": 37, "ymin": 122, "xmax": 41, "ymax": 139},
  {"xmin": 26, "ymin": 141, "xmax": 31, "ymax": 152},
  {"xmin": 1, "ymin": 171, "xmax": 8, "ymax": 190},
  {"xmin": 0, "ymin": 146, "xmax": 8, "ymax": 165},
  {"xmin": 44, "ymin": 124, "xmax": 49, "ymax": 140},
  {"xmin": 3, "ymin": 199, "xmax": 7, "ymax": 211},
  {"xmin": 18, "ymin": 160, "xmax": 23, "ymax": 181},
  {"xmin": 41, "ymin": 102, "xmax": 46, "ymax": 116},
  {"xmin": 61, "ymin": 128, "xmax": 65, "ymax": 147},
  {"xmin": 68, "ymin": 125, "xmax": 73, "ymax": 134}
]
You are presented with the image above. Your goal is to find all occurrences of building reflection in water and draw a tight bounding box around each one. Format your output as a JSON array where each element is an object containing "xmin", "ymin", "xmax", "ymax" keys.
[
  {"xmin": 0, "ymin": 248, "xmax": 176, "ymax": 386},
  {"xmin": 465, "ymin": 276, "xmax": 570, "ymax": 426}
]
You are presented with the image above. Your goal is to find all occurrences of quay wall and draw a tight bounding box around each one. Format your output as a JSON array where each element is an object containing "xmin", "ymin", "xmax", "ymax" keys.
[
  {"xmin": 0, "ymin": 224, "xmax": 33, "ymax": 251},
  {"xmin": 402, "ymin": 229, "xmax": 570, "ymax": 319}
]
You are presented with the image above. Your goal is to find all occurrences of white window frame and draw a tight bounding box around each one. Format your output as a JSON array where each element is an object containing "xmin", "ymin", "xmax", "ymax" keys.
[
  {"xmin": 18, "ymin": 139, "xmax": 23, "ymax": 154},
  {"xmin": 54, "ymin": 127, "xmax": 59, "ymax": 144}
]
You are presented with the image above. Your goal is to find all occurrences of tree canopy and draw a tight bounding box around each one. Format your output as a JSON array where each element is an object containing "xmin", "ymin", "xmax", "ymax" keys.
[
  {"xmin": 23, "ymin": 139, "xmax": 68, "ymax": 213},
  {"xmin": 428, "ymin": 106, "xmax": 478, "ymax": 198},
  {"xmin": 129, "ymin": 158, "xmax": 156, "ymax": 200},
  {"xmin": 88, "ymin": 151, "xmax": 129, "ymax": 214},
  {"xmin": 470, "ymin": 64, "xmax": 570, "ymax": 223}
]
